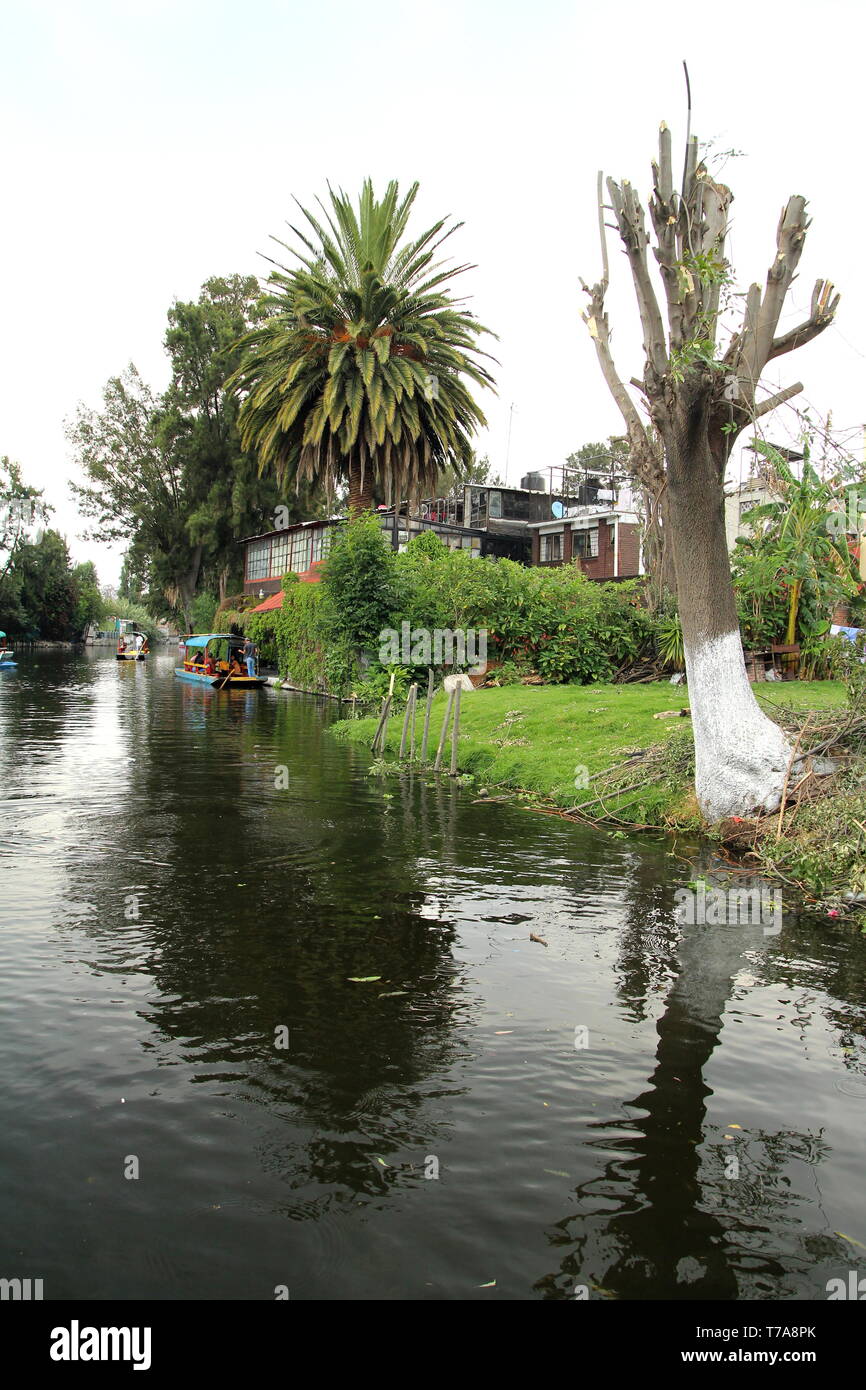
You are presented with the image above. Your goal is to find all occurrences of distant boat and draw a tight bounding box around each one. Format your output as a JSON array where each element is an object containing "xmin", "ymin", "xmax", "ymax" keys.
[
  {"xmin": 175, "ymin": 634, "xmax": 265, "ymax": 688},
  {"xmin": 0, "ymin": 631, "xmax": 15, "ymax": 668},
  {"xmin": 116, "ymin": 631, "xmax": 148, "ymax": 661}
]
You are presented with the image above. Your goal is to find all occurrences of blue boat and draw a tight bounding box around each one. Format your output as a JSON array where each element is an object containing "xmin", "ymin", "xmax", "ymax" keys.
[
  {"xmin": 175, "ymin": 634, "xmax": 265, "ymax": 689},
  {"xmin": 0, "ymin": 631, "xmax": 16, "ymax": 668}
]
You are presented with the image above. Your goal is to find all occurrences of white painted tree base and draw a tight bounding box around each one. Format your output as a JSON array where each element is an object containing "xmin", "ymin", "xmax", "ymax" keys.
[{"xmin": 685, "ymin": 631, "xmax": 795, "ymax": 823}]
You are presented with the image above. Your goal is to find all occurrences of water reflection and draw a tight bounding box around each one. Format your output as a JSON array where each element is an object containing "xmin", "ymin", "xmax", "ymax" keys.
[{"xmin": 1, "ymin": 650, "xmax": 865, "ymax": 1299}]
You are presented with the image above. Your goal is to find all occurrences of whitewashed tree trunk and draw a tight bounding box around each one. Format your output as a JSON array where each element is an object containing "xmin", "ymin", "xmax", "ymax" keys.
[
  {"xmin": 666, "ymin": 439, "xmax": 795, "ymax": 820},
  {"xmin": 684, "ymin": 631, "xmax": 793, "ymax": 820},
  {"xmin": 580, "ymin": 121, "xmax": 838, "ymax": 824}
]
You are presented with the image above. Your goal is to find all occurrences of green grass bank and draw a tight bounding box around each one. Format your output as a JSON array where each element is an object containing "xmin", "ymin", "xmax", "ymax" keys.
[{"xmin": 331, "ymin": 679, "xmax": 865, "ymax": 920}]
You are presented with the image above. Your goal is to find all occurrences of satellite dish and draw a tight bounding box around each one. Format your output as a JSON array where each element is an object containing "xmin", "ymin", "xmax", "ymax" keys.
[{"xmin": 551, "ymin": 500, "xmax": 564, "ymax": 519}]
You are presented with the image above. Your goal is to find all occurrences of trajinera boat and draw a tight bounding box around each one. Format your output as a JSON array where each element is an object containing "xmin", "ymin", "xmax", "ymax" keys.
[
  {"xmin": 116, "ymin": 633, "xmax": 148, "ymax": 661},
  {"xmin": 115, "ymin": 619, "xmax": 148, "ymax": 661},
  {"xmin": 0, "ymin": 632, "xmax": 16, "ymax": 668},
  {"xmin": 175, "ymin": 634, "xmax": 265, "ymax": 688}
]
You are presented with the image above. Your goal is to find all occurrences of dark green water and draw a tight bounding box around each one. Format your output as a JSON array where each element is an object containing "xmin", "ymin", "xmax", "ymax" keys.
[{"xmin": 0, "ymin": 649, "xmax": 864, "ymax": 1300}]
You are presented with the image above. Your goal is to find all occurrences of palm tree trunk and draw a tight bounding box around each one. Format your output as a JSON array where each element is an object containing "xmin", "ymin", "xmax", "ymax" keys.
[
  {"xmin": 667, "ymin": 439, "xmax": 793, "ymax": 822},
  {"xmin": 347, "ymin": 453, "xmax": 374, "ymax": 518}
]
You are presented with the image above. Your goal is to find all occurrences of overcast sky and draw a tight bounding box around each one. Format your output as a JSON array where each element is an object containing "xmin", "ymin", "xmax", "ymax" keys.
[{"xmin": 2, "ymin": 0, "xmax": 863, "ymax": 584}]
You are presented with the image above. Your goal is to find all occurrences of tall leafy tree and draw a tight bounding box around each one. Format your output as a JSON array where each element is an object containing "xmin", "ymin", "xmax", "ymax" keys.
[
  {"xmin": 1, "ymin": 456, "xmax": 49, "ymax": 584},
  {"xmin": 161, "ymin": 275, "xmax": 301, "ymax": 599},
  {"xmin": 70, "ymin": 560, "xmax": 103, "ymax": 638},
  {"xmin": 69, "ymin": 277, "xmax": 297, "ymax": 628},
  {"xmin": 69, "ymin": 365, "xmax": 202, "ymax": 626},
  {"xmin": 229, "ymin": 180, "xmax": 495, "ymax": 516},
  {"xmin": 1, "ymin": 529, "xmax": 77, "ymax": 638}
]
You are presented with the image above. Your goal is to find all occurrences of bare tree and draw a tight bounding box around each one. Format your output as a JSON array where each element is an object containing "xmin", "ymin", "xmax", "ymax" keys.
[{"xmin": 581, "ymin": 127, "xmax": 839, "ymax": 821}]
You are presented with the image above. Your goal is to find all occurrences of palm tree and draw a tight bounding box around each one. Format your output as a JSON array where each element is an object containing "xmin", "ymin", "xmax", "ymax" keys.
[
  {"xmin": 229, "ymin": 180, "xmax": 495, "ymax": 516},
  {"xmin": 742, "ymin": 439, "xmax": 857, "ymax": 645}
]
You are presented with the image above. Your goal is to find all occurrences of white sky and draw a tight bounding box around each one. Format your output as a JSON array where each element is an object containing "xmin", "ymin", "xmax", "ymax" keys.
[{"xmin": 2, "ymin": 0, "xmax": 864, "ymax": 584}]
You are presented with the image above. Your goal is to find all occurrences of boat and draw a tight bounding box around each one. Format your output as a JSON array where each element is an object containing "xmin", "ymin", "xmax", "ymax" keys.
[
  {"xmin": 114, "ymin": 618, "xmax": 148, "ymax": 661},
  {"xmin": 174, "ymin": 634, "xmax": 266, "ymax": 688},
  {"xmin": 0, "ymin": 631, "xmax": 16, "ymax": 668}
]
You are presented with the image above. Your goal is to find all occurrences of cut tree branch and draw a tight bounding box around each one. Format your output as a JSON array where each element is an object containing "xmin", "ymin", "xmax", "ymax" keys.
[
  {"xmin": 752, "ymin": 382, "xmax": 803, "ymax": 419},
  {"xmin": 768, "ymin": 278, "xmax": 840, "ymax": 360},
  {"xmin": 607, "ymin": 177, "xmax": 669, "ymax": 381}
]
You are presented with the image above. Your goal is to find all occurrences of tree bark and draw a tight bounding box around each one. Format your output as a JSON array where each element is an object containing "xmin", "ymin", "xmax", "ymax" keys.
[
  {"xmin": 641, "ymin": 483, "xmax": 677, "ymax": 611},
  {"xmin": 666, "ymin": 432, "xmax": 793, "ymax": 821},
  {"xmin": 347, "ymin": 453, "xmax": 374, "ymax": 518}
]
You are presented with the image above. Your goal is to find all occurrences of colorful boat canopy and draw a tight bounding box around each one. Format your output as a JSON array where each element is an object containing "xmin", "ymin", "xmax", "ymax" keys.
[
  {"xmin": 0, "ymin": 630, "xmax": 5, "ymax": 638},
  {"xmin": 182, "ymin": 633, "xmax": 241, "ymax": 648}
]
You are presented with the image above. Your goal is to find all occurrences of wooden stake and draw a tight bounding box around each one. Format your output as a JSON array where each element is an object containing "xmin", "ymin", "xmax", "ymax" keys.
[
  {"xmin": 400, "ymin": 684, "xmax": 417, "ymax": 758},
  {"xmin": 420, "ymin": 668, "xmax": 434, "ymax": 762},
  {"xmin": 433, "ymin": 690, "xmax": 454, "ymax": 772},
  {"xmin": 371, "ymin": 695, "xmax": 389, "ymax": 753},
  {"xmin": 408, "ymin": 683, "xmax": 418, "ymax": 760},
  {"xmin": 449, "ymin": 683, "xmax": 462, "ymax": 776},
  {"xmin": 371, "ymin": 671, "xmax": 398, "ymax": 755},
  {"xmin": 376, "ymin": 696, "xmax": 392, "ymax": 755}
]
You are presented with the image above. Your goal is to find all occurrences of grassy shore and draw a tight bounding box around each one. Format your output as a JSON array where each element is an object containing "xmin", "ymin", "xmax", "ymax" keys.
[
  {"xmin": 331, "ymin": 679, "xmax": 865, "ymax": 920},
  {"xmin": 332, "ymin": 680, "xmax": 846, "ymax": 820}
]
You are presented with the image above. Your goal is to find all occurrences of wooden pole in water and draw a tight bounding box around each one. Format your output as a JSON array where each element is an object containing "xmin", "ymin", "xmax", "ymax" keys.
[
  {"xmin": 449, "ymin": 683, "xmax": 462, "ymax": 776},
  {"xmin": 399, "ymin": 684, "xmax": 416, "ymax": 758},
  {"xmin": 408, "ymin": 683, "xmax": 418, "ymax": 760},
  {"xmin": 371, "ymin": 696, "xmax": 389, "ymax": 753},
  {"xmin": 420, "ymin": 668, "xmax": 434, "ymax": 762},
  {"xmin": 372, "ymin": 670, "xmax": 397, "ymax": 755},
  {"xmin": 433, "ymin": 689, "xmax": 454, "ymax": 772}
]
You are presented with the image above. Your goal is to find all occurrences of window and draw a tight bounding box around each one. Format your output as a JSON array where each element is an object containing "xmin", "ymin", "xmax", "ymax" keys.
[
  {"xmin": 470, "ymin": 489, "xmax": 490, "ymax": 527},
  {"xmin": 310, "ymin": 526, "xmax": 328, "ymax": 564},
  {"xmin": 573, "ymin": 528, "xmax": 599, "ymax": 559},
  {"xmin": 290, "ymin": 529, "xmax": 310, "ymax": 573},
  {"xmin": 271, "ymin": 532, "xmax": 289, "ymax": 575},
  {"xmin": 488, "ymin": 490, "xmax": 502, "ymax": 519},
  {"xmin": 504, "ymin": 491, "xmax": 532, "ymax": 521},
  {"xmin": 246, "ymin": 539, "xmax": 271, "ymax": 582},
  {"xmin": 542, "ymin": 532, "xmax": 563, "ymax": 562}
]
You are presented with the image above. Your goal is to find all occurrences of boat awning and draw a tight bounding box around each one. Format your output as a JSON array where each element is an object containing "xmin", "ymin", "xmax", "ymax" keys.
[
  {"xmin": 183, "ymin": 633, "xmax": 223, "ymax": 648},
  {"xmin": 0, "ymin": 631, "xmax": 5, "ymax": 638}
]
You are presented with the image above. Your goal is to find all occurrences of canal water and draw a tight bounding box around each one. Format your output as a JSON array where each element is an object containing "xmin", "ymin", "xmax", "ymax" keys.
[{"xmin": 1, "ymin": 649, "xmax": 864, "ymax": 1301}]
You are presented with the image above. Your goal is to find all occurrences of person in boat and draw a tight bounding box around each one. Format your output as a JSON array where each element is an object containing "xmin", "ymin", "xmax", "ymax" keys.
[
  {"xmin": 242, "ymin": 636, "xmax": 257, "ymax": 678},
  {"xmin": 118, "ymin": 637, "xmax": 127, "ymax": 654},
  {"xmin": 229, "ymin": 652, "xmax": 244, "ymax": 677},
  {"xmin": 204, "ymin": 653, "xmax": 216, "ymax": 675}
]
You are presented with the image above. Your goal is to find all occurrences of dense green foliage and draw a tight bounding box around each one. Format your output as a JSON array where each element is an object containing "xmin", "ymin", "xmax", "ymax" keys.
[
  {"xmin": 246, "ymin": 575, "xmax": 325, "ymax": 690},
  {"xmin": 1, "ymin": 530, "xmax": 78, "ymax": 638},
  {"xmin": 101, "ymin": 596, "xmax": 160, "ymax": 643},
  {"xmin": 70, "ymin": 561, "xmax": 103, "ymax": 636},
  {"xmin": 190, "ymin": 591, "xmax": 219, "ymax": 633},
  {"xmin": 68, "ymin": 276, "xmax": 309, "ymax": 629},
  {"xmin": 732, "ymin": 438, "xmax": 863, "ymax": 662},
  {"xmin": 247, "ymin": 523, "xmax": 654, "ymax": 694},
  {"xmin": 1, "ymin": 460, "xmax": 102, "ymax": 638}
]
